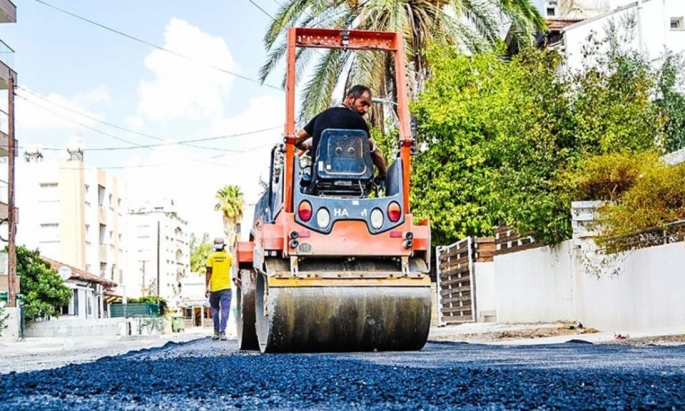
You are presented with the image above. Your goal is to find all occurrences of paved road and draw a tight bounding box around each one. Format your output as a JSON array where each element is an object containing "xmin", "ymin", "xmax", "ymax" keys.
[{"xmin": 1, "ymin": 338, "xmax": 683, "ymax": 410}]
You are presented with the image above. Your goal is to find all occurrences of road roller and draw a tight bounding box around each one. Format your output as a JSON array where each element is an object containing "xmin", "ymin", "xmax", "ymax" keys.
[{"xmin": 234, "ymin": 28, "xmax": 432, "ymax": 353}]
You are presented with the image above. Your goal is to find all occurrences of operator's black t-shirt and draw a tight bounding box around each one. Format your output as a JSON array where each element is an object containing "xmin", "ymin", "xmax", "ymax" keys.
[{"xmin": 303, "ymin": 106, "xmax": 370, "ymax": 157}]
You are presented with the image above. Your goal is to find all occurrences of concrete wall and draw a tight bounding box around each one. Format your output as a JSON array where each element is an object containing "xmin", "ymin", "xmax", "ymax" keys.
[
  {"xmin": 494, "ymin": 241, "xmax": 575, "ymax": 323},
  {"xmin": 25, "ymin": 317, "xmax": 125, "ymax": 338},
  {"xmin": 490, "ymin": 239, "xmax": 685, "ymax": 331},
  {"xmin": 575, "ymin": 242, "xmax": 685, "ymax": 331},
  {"xmin": 473, "ymin": 262, "xmax": 497, "ymax": 322},
  {"xmin": 0, "ymin": 307, "xmax": 21, "ymax": 342}
]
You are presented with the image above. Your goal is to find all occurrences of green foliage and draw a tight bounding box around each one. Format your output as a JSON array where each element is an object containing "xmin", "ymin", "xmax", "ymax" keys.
[
  {"xmin": 655, "ymin": 52, "xmax": 685, "ymax": 152},
  {"xmin": 127, "ymin": 296, "xmax": 168, "ymax": 316},
  {"xmin": 409, "ymin": 25, "xmax": 672, "ymax": 245},
  {"xmin": 260, "ymin": 0, "xmax": 545, "ymax": 122},
  {"xmin": 15, "ymin": 246, "xmax": 72, "ymax": 321},
  {"xmin": 597, "ymin": 160, "xmax": 685, "ymax": 238},
  {"xmin": 215, "ymin": 185, "xmax": 245, "ymax": 247},
  {"xmin": 190, "ymin": 233, "xmax": 212, "ymax": 275},
  {"xmin": 565, "ymin": 151, "xmax": 659, "ymax": 201}
]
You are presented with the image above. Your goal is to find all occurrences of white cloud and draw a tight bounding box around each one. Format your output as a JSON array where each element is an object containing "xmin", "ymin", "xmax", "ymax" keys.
[
  {"xmin": 137, "ymin": 18, "xmax": 238, "ymax": 122},
  {"xmin": 14, "ymin": 86, "xmax": 109, "ymax": 131},
  {"xmin": 123, "ymin": 98, "xmax": 284, "ymax": 238},
  {"xmin": 125, "ymin": 19, "xmax": 285, "ymax": 238}
]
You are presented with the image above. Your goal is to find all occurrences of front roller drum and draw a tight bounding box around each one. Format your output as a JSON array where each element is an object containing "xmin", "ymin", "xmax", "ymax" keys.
[
  {"xmin": 236, "ymin": 269, "xmax": 259, "ymax": 350},
  {"xmin": 255, "ymin": 274, "xmax": 432, "ymax": 353}
]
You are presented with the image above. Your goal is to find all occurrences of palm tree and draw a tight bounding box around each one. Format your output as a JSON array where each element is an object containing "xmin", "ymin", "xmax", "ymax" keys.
[
  {"xmin": 260, "ymin": 0, "xmax": 546, "ymax": 123},
  {"xmin": 214, "ymin": 185, "xmax": 245, "ymax": 249}
]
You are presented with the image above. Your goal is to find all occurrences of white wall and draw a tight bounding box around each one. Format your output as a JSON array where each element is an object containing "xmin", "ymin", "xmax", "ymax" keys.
[
  {"xmin": 564, "ymin": 0, "xmax": 685, "ymax": 71},
  {"xmin": 0, "ymin": 307, "xmax": 21, "ymax": 342},
  {"xmin": 575, "ymin": 242, "xmax": 685, "ymax": 330},
  {"xmin": 494, "ymin": 241, "xmax": 575, "ymax": 323},
  {"xmin": 491, "ymin": 240, "xmax": 685, "ymax": 331},
  {"xmin": 473, "ymin": 262, "xmax": 497, "ymax": 322}
]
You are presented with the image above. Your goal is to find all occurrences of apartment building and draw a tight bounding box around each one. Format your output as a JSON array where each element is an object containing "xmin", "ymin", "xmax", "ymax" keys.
[
  {"xmin": 125, "ymin": 199, "xmax": 190, "ymax": 304},
  {"xmin": 0, "ymin": 0, "xmax": 17, "ymax": 301},
  {"xmin": 562, "ymin": 0, "xmax": 685, "ymax": 69},
  {"xmin": 10, "ymin": 145, "xmax": 127, "ymax": 286}
]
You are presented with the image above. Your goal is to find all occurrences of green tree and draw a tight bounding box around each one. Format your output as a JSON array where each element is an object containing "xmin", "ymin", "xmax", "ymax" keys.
[
  {"xmin": 655, "ymin": 52, "xmax": 685, "ymax": 153},
  {"xmin": 190, "ymin": 233, "xmax": 212, "ymax": 275},
  {"xmin": 214, "ymin": 185, "xmax": 245, "ymax": 248},
  {"xmin": 260, "ymin": 0, "xmax": 545, "ymax": 123},
  {"xmin": 15, "ymin": 246, "xmax": 72, "ymax": 321},
  {"xmin": 408, "ymin": 32, "xmax": 667, "ymax": 245}
]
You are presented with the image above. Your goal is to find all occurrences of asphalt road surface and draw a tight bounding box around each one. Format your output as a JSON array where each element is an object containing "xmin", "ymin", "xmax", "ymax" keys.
[{"xmin": 1, "ymin": 338, "xmax": 684, "ymax": 410}]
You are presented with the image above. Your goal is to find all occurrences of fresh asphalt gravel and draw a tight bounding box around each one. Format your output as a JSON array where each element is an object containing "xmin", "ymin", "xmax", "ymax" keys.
[{"xmin": 1, "ymin": 338, "xmax": 684, "ymax": 410}]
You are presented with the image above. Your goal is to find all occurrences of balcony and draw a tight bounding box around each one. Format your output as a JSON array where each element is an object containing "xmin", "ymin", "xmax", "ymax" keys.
[
  {"xmin": 99, "ymin": 244, "xmax": 108, "ymax": 262},
  {"xmin": 0, "ymin": 39, "xmax": 15, "ymax": 90},
  {"xmin": 0, "ymin": 177, "xmax": 17, "ymax": 223},
  {"xmin": 0, "ymin": 109, "xmax": 17, "ymax": 157},
  {"xmin": 0, "ymin": 0, "xmax": 16, "ymax": 24}
]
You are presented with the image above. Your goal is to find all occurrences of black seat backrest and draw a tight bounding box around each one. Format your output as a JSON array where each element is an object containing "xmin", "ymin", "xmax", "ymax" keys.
[{"xmin": 314, "ymin": 129, "xmax": 374, "ymax": 181}]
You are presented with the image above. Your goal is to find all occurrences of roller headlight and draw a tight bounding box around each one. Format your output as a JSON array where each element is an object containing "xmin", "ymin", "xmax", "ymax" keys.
[
  {"xmin": 370, "ymin": 208, "xmax": 384, "ymax": 229},
  {"xmin": 316, "ymin": 208, "xmax": 331, "ymax": 229}
]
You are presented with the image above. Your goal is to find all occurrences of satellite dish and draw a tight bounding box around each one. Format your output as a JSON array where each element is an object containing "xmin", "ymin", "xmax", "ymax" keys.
[{"xmin": 58, "ymin": 266, "xmax": 72, "ymax": 281}]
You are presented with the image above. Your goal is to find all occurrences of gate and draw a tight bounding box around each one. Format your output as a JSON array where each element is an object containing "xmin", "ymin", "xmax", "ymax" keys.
[
  {"xmin": 436, "ymin": 238, "xmax": 475, "ymax": 325},
  {"xmin": 436, "ymin": 237, "xmax": 495, "ymax": 325}
]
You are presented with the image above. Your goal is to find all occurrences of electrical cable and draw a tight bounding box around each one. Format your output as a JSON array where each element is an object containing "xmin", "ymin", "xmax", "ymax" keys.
[{"xmin": 31, "ymin": 0, "xmax": 284, "ymax": 90}]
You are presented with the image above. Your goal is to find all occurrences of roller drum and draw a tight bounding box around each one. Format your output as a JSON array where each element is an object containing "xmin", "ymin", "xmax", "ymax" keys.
[
  {"xmin": 255, "ymin": 274, "xmax": 431, "ymax": 353},
  {"xmin": 236, "ymin": 269, "xmax": 259, "ymax": 350}
]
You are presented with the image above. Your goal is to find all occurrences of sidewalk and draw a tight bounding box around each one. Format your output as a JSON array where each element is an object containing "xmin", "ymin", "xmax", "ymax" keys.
[
  {"xmin": 0, "ymin": 327, "xmax": 212, "ymax": 374},
  {"xmin": 428, "ymin": 322, "xmax": 685, "ymax": 346}
]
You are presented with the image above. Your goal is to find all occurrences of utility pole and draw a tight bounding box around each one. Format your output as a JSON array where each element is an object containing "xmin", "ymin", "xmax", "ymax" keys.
[
  {"xmin": 156, "ymin": 219, "xmax": 160, "ymax": 297},
  {"xmin": 7, "ymin": 75, "xmax": 16, "ymax": 308}
]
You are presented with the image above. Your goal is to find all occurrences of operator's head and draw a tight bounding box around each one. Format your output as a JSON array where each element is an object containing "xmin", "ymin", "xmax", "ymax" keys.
[
  {"xmin": 213, "ymin": 237, "xmax": 225, "ymax": 251},
  {"xmin": 343, "ymin": 85, "xmax": 372, "ymax": 116}
]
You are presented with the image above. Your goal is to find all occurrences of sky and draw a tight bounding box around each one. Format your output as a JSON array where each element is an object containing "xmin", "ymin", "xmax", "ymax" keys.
[{"xmin": 1, "ymin": 0, "xmax": 292, "ymax": 239}]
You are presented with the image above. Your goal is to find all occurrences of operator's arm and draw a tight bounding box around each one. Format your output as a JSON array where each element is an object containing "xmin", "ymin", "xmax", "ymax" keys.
[
  {"xmin": 294, "ymin": 129, "xmax": 311, "ymax": 151},
  {"xmin": 369, "ymin": 139, "xmax": 387, "ymax": 178}
]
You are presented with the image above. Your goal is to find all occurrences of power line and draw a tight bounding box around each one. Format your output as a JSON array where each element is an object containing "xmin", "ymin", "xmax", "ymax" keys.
[
  {"xmin": 246, "ymin": 0, "xmax": 277, "ymax": 20},
  {"xmin": 18, "ymin": 86, "xmax": 269, "ymax": 151},
  {"xmin": 31, "ymin": 0, "xmax": 284, "ymax": 91},
  {"xmin": 17, "ymin": 94, "xmax": 281, "ymax": 152},
  {"xmin": 53, "ymin": 143, "xmax": 273, "ymax": 170}
]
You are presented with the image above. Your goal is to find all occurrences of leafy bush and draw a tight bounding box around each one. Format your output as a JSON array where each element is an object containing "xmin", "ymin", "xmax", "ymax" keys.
[
  {"xmin": 14, "ymin": 247, "xmax": 72, "ymax": 321},
  {"xmin": 567, "ymin": 151, "xmax": 659, "ymax": 201},
  {"xmin": 598, "ymin": 160, "xmax": 685, "ymax": 237}
]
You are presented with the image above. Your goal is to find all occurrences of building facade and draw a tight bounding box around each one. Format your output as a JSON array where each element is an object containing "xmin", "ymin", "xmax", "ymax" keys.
[
  {"xmin": 125, "ymin": 200, "xmax": 190, "ymax": 304},
  {"xmin": 561, "ymin": 0, "xmax": 685, "ymax": 68},
  {"xmin": 7, "ymin": 146, "xmax": 127, "ymax": 288}
]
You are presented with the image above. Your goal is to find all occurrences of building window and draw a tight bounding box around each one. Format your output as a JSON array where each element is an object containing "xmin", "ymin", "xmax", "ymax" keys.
[
  {"xmin": 98, "ymin": 185, "xmax": 105, "ymax": 206},
  {"xmin": 39, "ymin": 182, "xmax": 59, "ymax": 202},
  {"xmin": 40, "ymin": 223, "xmax": 59, "ymax": 242},
  {"xmin": 546, "ymin": 7, "xmax": 556, "ymax": 16},
  {"xmin": 672, "ymin": 17, "xmax": 684, "ymax": 30}
]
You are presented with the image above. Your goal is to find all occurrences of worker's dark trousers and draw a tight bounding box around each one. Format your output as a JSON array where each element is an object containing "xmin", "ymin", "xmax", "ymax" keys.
[{"xmin": 209, "ymin": 289, "xmax": 232, "ymax": 334}]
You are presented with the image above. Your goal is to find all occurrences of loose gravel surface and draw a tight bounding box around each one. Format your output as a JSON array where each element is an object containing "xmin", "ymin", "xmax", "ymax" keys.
[{"xmin": 1, "ymin": 338, "xmax": 684, "ymax": 410}]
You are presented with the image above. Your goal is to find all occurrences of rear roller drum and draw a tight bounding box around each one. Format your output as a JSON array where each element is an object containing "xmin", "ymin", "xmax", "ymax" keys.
[{"xmin": 236, "ymin": 269, "xmax": 259, "ymax": 350}]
